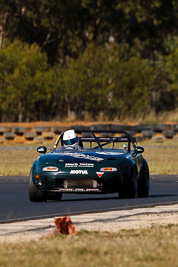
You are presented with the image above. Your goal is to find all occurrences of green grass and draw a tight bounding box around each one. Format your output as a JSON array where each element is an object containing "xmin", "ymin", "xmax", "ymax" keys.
[
  {"xmin": 0, "ymin": 140, "xmax": 178, "ymax": 175},
  {"xmin": 0, "ymin": 148, "xmax": 37, "ymax": 176},
  {"xmin": 139, "ymin": 140, "xmax": 178, "ymax": 175},
  {"xmin": 0, "ymin": 225, "xmax": 177, "ymax": 267}
]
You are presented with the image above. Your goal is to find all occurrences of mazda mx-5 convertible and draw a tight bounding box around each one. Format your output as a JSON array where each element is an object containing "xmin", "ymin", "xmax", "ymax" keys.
[{"xmin": 29, "ymin": 130, "xmax": 150, "ymax": 202}]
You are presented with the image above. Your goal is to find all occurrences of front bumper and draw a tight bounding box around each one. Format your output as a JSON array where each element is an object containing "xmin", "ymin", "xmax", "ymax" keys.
[{"xmin": 33, "ymin": 171, "xmax": 125, "ymax": 193}]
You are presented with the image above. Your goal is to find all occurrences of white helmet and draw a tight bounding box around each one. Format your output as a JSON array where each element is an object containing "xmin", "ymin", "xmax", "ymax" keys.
[{"xmin": 63, "ymin": 129, "xmax": 78, "ymax": 149}]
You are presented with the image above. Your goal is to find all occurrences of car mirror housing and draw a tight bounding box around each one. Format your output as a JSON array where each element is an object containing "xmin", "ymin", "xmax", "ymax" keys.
[
  {"xmin": 135, "ymin": 146, "xmax": 144, "ymax": 154},
  {"xmin": 37, "ymin": 146, "xmax": 47, "ymax": 154}
]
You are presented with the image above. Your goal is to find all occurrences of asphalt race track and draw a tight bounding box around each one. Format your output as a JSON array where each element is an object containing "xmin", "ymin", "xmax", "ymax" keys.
[{"xmin": 0, "ymin": 175, "xmax": 178, "ymax": 223}]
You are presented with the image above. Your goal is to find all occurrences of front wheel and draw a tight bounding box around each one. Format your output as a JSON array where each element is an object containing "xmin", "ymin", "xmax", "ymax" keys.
[
  {"xmin": 47, "ymin": 192, "xmax": 62, "ymax": 201},
  {"xmin": 29, "ymin": 168, "xmax": 47, "ymax": 202}
]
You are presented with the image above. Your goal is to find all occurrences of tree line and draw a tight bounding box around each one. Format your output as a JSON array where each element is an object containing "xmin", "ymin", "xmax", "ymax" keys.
[{"xmin": 0, "ymin": 0, "xmax": 177, "ymax": 122}]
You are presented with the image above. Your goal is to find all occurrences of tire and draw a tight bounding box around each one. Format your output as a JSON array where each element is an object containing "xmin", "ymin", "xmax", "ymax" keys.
[
  {"xmin": 142, "ymin": 130, "xmax": 154, "ymax": 139},
  {"xmin": 137, "ymin": 159, "xmax": 150, "ymax": 197},
  {"xmin": 119, "ymin": 165, "xmax": 137, "ymax": 199},
  {"xmin": 29, "ymin": 168, "xmax": 47, "ymax": 202},
  {"xmin": 162, "ymin": 130, "xmax": 174, "ymax": 138},
  {"xmin": 47, "ymin": 192, "xmax": 62, "ymax": 201},
  {"xmin": 110, "ymin": 124, "xmax": 132, "ymax": 132},
  {"xmin": 91, "ymin": 124, "xmax": 111, "ymax": 131},
  {"xmin": 152, "ymin": 124, "xmax": 170, "ymax": 132}
]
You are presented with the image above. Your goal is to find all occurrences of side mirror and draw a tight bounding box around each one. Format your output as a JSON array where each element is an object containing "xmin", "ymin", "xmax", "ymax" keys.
[
  {"xmin": 37, "ymin": 146, "xmax": 47, "ymax": 154},
  {"xmin": 135, "ymin": 146, "xmax": 144, "ymax": 154}
]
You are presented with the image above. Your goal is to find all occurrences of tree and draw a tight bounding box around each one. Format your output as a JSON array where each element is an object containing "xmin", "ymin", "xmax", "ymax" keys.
[
  {"xmin": 0, "ymin": 39, "xmax": 51, "ymax": 121},
  {"xmin": 110, "ymin": 50, "xmax": 154, "ymax": 118},
  {"xmin": 166, "ymin": 41, "xmax": 178, "ymax": 108},
  {"xmin": 61, "ymin": 44, "xmax": 113, "ymax": 119},
  {"xmin": 1, "ymin": 0, "xmax": 178, "ymax": 64}
]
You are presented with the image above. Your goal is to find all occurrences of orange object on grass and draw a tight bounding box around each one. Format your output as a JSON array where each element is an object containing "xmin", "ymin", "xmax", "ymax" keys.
[{"xmin": 54, "ymin": 216, "xmax": 77, "ymax": 235}]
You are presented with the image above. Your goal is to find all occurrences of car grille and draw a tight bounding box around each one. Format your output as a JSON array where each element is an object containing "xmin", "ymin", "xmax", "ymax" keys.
[{"xmin": 64, "ymin": 179, "xmax": 97, "ymax": 189}]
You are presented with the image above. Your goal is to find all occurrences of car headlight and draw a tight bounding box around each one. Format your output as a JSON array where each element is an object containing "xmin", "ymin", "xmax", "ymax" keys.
[
  {"xmin": 42, "ymin": 166, "xmax": 59, "ymax": 172},
  {"xmin": 100, "ymin": 167, "xmax": 118, "ymax": 172}
]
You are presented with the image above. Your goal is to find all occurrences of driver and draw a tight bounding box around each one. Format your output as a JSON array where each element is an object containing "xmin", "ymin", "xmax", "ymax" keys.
[{"xmin": 63, "ymin": 129, "xmax": 79, "ymax": 149}]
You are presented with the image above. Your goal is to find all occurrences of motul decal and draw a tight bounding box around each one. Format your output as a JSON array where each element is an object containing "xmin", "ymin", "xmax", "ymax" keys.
[
  {"xmin": 70, "ymin": 170, "xmax": 88, "ymax": 174},
  {"xmin": 96, "ymin": 172, "xmax": 104, "ymax": 178}
]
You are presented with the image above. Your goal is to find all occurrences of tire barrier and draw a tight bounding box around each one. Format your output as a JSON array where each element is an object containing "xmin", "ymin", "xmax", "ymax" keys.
[
  {"xmin": 173, "ymin": 124, "xmax": 178, "ymax": 132},
  {"xmin": 152, "ymin": 124, "xmax": 171, "ymax": 132},
  {"xmin": 142, "ymin": 130, "xmax": 155, "ymax": 139},
  {"xmin": 162, "ymin": 130, "xmax": 175, "ymax": 138},
  {"xmin": 72, "ymin": 125, "xmax": 90, "ymax": 133},
  {"xmin": 91, "ymin": 124, "xmax": 111, "ymax": 131},
  {"xmin": 110, "ymin": 124, "xmax": 132, "ymax": 131},
  {"xmin": 0, "ymin": 123, "xmax": 177, "ymax": 144}
]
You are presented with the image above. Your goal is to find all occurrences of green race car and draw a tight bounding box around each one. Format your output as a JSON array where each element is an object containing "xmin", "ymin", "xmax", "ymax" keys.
[{"xmin": 29, "ymin": 130, "xmax": 150, "ymax": 202}]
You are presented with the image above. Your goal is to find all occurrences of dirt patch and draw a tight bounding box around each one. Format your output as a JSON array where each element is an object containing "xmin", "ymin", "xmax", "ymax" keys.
[
  {"xmin": 0, "ymin": 120, "xmax": 177, "ymax": 128},
  {"xmin": 0, "ymin": 121, "xmax": 112, "ymax": 127},
  {"xmin": 0, "ymin": 204, "xmax": 177, "ymax": 243}
]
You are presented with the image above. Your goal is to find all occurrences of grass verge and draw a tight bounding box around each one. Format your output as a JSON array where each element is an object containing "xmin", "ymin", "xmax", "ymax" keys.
[
  {"xmin": 0, "ymin": 140, "xmax": 178, "ymax": 176},
  {"xmin": 140, "ymin": 140, "xmax": 178, "ymax": 175},
  {"xmin": 0, "ymin": 148, "xmax": 37, "ymax": 176},
  {"xmin": 0, "ymin": 225, "xmax": 177, "ymax": 267}
]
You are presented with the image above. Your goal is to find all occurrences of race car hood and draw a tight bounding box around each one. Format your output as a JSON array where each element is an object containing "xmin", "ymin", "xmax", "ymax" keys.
[
  {"xmin": 35, "ymin": 148, "xmax": 128, "ymax": 175},
  {"xmin": 39, "ymin": 149, "xmax": 125, "ymax": 164}
]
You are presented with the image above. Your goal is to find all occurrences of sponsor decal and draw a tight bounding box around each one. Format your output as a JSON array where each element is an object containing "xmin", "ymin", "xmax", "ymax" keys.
[
  {"xmin": 56, "ymin": 153, "xmax": 103, "ymax": 162},
  {"xmin": 79, "ymin": 163, "xmax": 94, "ymax": 167},
  {"xmin": 96, "ymin": 172, "xmax": 104, "ymax": 178},
  {"xmin": 57, "ymin": 188, "xmax": 100, "ymax": 192},
  {"xmin": 70, "ymin": 170, "xmax": 88, "ymax": 175},
  {"xmin": 65, "ymin": 163, "xmax": 94, "ymax": 168},
  {"xmin": 65, "ymin": 163, "xmax": 78, "ymax": 167}
]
